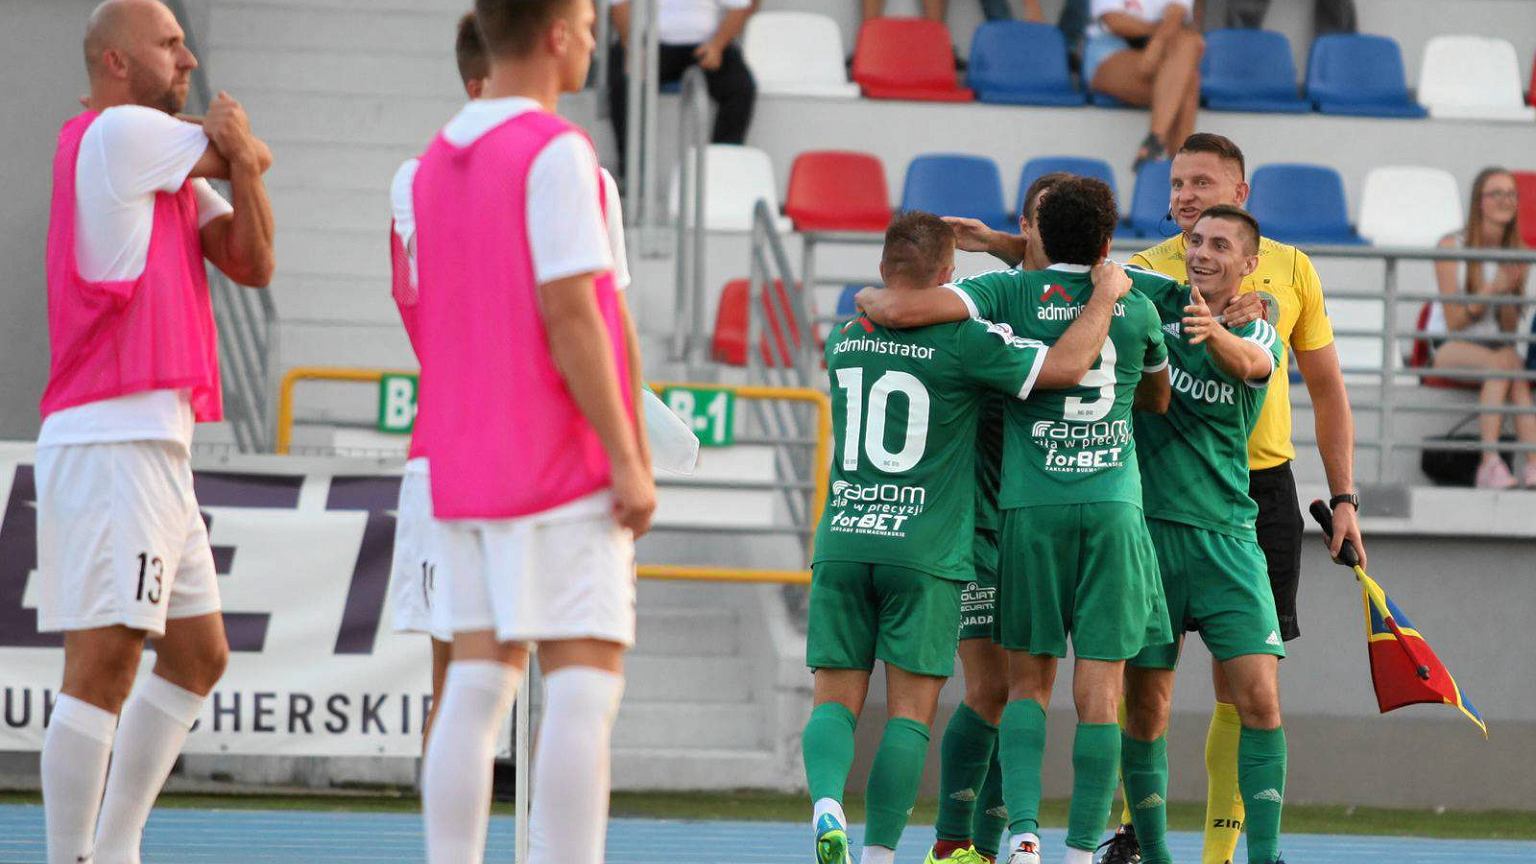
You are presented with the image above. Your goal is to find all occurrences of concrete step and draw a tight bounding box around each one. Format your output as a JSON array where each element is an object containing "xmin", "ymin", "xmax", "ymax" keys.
[
  {"xmin": 238, "ymin": 90, "xmax": 460, "ymax": 148},
  {"xmin": 633, "ymin": 606, "xmax": 742, "ymax": 657},
  {"xmin": 612, "ymin": 746, "xmax": 788, "ymax": 792},
  {"xmin": 613, "ymin": 702, "xmax": 764, "ymax": 750},
  {"xmin": 213, "ymin": 48, "xmax": 461, "ymax": 100},
  {"xmin": 264, "ymin": 143, "xmax": 418, "ymax": 194},
  {"xmin": 208, "ymin": 4, "xmax": 459, "ymax": 57},
  {"xmin": 274, "ymin": 276, "xmax": 398, "ymax": 327},
  {"xmin": 625, "ymin": 655, "xmax": 752, "ymax": 704},
  {"xmin": 270, "ymin": 187, "xmax": 395, "ymax": 234}
]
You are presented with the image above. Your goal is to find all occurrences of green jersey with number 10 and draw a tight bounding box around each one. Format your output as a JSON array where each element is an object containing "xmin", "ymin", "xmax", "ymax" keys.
[
  {"xmin": 948, "ymin": 264, "xmax": 1170, "ymax": 509},
  {"xmin": 813, "ymin": 314, "xmax": 1049, "ymax": 582}
]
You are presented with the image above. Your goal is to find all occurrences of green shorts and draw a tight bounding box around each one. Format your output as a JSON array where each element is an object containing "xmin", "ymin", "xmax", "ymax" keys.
[
  {"xmin": 1131, "ymin": 518, "xmax": 1287, "ymax": 669},
  {"xmin": 996, "ymin": 503, "xmax": 1171, "ymax": 661},
  {"xmin": 958, "ymin": 529, "xmax": 999, "ymax": 642},
  {"xmin": 806, "ymin": 561, "xmax": 964, "ymax": 678}
]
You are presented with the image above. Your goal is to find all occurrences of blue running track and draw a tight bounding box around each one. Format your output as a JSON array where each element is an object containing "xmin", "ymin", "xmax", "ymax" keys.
[{"xmin": 2, "ymin": 805, "xmax": 1534, "ymax": 863}]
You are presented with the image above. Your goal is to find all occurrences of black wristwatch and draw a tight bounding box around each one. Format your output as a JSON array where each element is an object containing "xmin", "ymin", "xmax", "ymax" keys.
[{"xmin": 1329, "ymin": 492, "xmax": 1360, "ymax": 513}]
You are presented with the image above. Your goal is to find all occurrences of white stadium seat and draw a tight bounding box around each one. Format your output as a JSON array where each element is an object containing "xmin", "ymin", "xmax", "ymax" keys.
[
  {"xmin": 1357, "ymin": 166, "xmax": 1463, "ymax": 247},
  {"xmin": 742, "ymin": 11, "xmax": 861, "ymax": 99},
  {"xmin": 1417, "ymin": 35, "xmax": 1536, "ymax": 122},
  {"xmin": 673, "ymin": 144, "xmax": 794, "ymax": 233}
]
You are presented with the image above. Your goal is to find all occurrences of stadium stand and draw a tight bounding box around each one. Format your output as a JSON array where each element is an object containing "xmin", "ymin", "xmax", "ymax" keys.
[
  {"xmin": 899, "ymin": 153, "xmax": 1012, "ymax": 230},
  {"xmin": 1017, "ymin": 156, "xmax": 1117, "ymax": 216},
  {"xmin": 1200, "ymin": 29, "xmax": 1309, "ymax": 114},
  {"xmin": 1515, "ymin": 171, "xmax": 1536, "ymax": 247},
  {"xmin": 851, "ymin": 18, "xmax": 973, "ymax": 102},
  {"xmin": 1248, "ymin": 163, "xmax": 1366, "ymax": 246},
  {"xmin": 741, "ymin": 11, "xmax": 860, "ymax": 99},
  {"xmin": 784, "ymin": 150, "xmax": 891, "ymax": 232},
  {"xmin": 1124, "ymin": 158, "xmax": 1174, "ymax": 239},
  {"xmin": 673, "ymin": 144, "xmax": 791, "ymax": 232},
  {"xmin": 836, "ymin": 284, "xmax": 862, "ymax": 317},
  {"xmin": 1305, "ymin": 33, "xmax": 1427, "ymax": 117},
  {"xmin": 1417, "ymin": 35, "xmax": 1536, "ymax": 121},
  {"xmin": 710, "ymin": 278, "xmax": 804, "ymax": 367},
  {"xmin": 1357, "ymin": 166, "xmax": 1463, "ymax": 247},
  {"xmin": 965, "ymin": 21, "xmax": 1084, "ymax": 107}
]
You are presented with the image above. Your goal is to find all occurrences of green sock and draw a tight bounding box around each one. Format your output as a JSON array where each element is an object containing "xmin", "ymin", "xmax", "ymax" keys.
[
  {"xmin": 999, "ymin": 698, "xmax": 1047, "ymax": 836},
  {"xmin": 1121, "ymin": 734, "xmax": 1172, "ymax": 864},
  {"xmin": 802, "ymin": 702, "xmax": 857, "ymax": 804},
  {"xmin": 972, "ymin": 746, "xmax": 1008, "ymax": 856},
  {"xmin": 1238, "ymin": 726, "xmax": 1288, "ymax": 864},
  {"xmin": 1065, "ymin": 722, "xmax": 1122, "ymax": 852},
  {"xmin": 864, "ymin": 717, "xmax": 932, "ymax": 849},
  {"xmin": 935, "ymin": 703, "xmax": 997, "ymax": 844}
]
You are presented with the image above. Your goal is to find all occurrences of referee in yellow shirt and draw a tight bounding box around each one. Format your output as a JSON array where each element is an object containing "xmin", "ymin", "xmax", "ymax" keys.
[{"xmin": 947, "ymin": 132, "xmax": 1364, "ymax": 864}]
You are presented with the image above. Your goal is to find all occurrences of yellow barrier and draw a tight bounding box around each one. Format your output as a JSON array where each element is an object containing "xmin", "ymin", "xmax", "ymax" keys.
[{"xmin": 275, "ymin": 370, "xmax": 829, "ymax": 586}]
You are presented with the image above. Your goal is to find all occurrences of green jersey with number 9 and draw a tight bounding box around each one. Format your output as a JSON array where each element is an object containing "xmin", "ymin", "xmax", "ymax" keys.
[
  {"xmin": 947, "ymin": 264, "xmax": 1170, "ymax": 509},
  {"xmin": 813, "ymin": 314, "xmax": 1052, "ymax": 582}
]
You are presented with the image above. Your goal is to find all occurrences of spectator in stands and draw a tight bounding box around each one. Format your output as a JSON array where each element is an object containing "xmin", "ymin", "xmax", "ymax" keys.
[
  {"xmin": 862, "ymin": 1, "xmax": 1042, "ymax": 25},
  {"xmin": 608, "ymin": 0, "xmax": 756, "ymax": 180},
  {"xmin": 1429, "ymin": 167, "xmax": 1536, "ymax": 488},
  {"xmin": 1227, "ymin": 0, "xmax": 1356, "ymax": 35},
  {"xmin": 1084, "ymin": 0, "xmax": 1204, "ymax": 170}
]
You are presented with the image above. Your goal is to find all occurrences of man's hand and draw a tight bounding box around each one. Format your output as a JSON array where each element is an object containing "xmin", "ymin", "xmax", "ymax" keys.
[
  {"xmin": 943, "ymin": 216, "xmax": 1001, "ymax": 254},
  {"xmin": 1222, "ymin": 291, "xmax": 1265, "ymax": 328},
  {"xmin": 1091, "ymin": 259, "xmax": 1133, "ymax": 304},
  {"xmin": 1329, "ymin": 501, "xmax": 1366, "ymax": 567},
  {"xmin": 693, "ymin": 41, "xmax": 725, "ymax": 71},
  {"xmin": 203, "ymin": 91, "xmax": 267, "ymax": 171},
  {"xmin": 611, "ymin": 460, "xmax": 657, "ymax": 537},
  {"xmin": 1183, "ymin": 285, "xmax": 1218, "ymax": 344}
]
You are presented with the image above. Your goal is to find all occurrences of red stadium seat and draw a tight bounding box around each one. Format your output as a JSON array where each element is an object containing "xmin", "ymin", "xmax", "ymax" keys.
[
  {"xmin": 1514, "ymin": 171, "xmax": 1536, "ymax": 248},
  {"xmin": 852, "ymin": 19, "xmax": 974, "ymax": 102},
  {"xmin": 1409, "ymin": 301, "xmax": 1478, "ymax": 390},
  {"xmin": 711, "ymin": 278, "xmax": 806, "ymax": 367},
  {"xmin": 784, "ymin": 151, "xmax": 892, "ymax": 233}
]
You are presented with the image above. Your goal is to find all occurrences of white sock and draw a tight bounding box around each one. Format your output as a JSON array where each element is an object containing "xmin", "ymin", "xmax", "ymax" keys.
[
  {"xmin": 422, "ymin": 661, "xmax": 523, "ymax": 864},
  {"xmin": 1063, "ymin": 848, "xmax": 1094, "ymax": 864},
  {"xmin": 813, "ymin": 796, "xmax": 847, "ymax": 830},
  {"xmin": 42, "ymin": 695, "xmax": 117, "ymax": 864},
  {"xmin": 1010, "ymin": 831, "xmax": 1041, "ymax": 852},
  {"xmin": 94, "ymin": 676, "xmax": 204, "ymax": 864},
  {"xmin": 527, "ymin": 667, "xmax": 625, "ymax": 864},
  {"xmin": 860, "ymin": 846, "xmax": 896, "ymax": 864}
]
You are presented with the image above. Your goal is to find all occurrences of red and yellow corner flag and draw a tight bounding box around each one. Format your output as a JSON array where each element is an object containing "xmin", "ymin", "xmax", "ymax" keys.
[{"xmin": 1309, "ymin": 501, "xmax": 1488, "ymax": 738}]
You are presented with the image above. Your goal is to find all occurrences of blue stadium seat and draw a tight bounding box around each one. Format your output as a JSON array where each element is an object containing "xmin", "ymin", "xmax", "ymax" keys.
[
  {"xmin": 900, "ymin": 154, "xmax": 1013, "ymax": 231},
  {"xmin": 1125, "ymin": 159, "xmax": 1175, "ymax": 239},
  {"xmin": 1017, "ymin": 157, "xmax": 1117, "ymax": 217},
  {"xmin": 1200, "ymin": 29, "xmax": 1309, "ymax": 113},
  {"xmin": 967, "ymin": 22, "xmax": 1086, "ymax": 106},
  {"xmin": 1305, "ymin": 34, "xmax": 1426, "ymax": 118},
  {"xmin": 1247, "ymin": 163, "xmax": 1366, "ymax": 246},
  {"xmin": 836, "ymin": 284, "xmax": 862, "ymax": 317}
]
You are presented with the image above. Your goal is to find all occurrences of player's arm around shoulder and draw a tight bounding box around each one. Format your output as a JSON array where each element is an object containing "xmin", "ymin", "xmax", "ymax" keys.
[
  {"xmin": 1037, "ymin": 259, "xmax": 1136, "ymax": 388},
  {"xmin": 853, "ymin": 278, "xmax": 976, "ymax": 330},
  {"xmin": 1130, "ymin": 287, "xmax": 1171, "ymax": 413},
  {"xmin": 1185, "ymin": 286, "xmax": 1275, "ymax": 383}
]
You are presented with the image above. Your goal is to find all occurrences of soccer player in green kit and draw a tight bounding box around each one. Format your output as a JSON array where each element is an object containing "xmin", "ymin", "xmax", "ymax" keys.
[
  {"xmin": 1119, "ymin": 207, "xmax": 1289, "ymax": 864},
  {"xmin": 856, "ymin": 177, "xmax": 1174, "ymax": 864},
  {"xmin": 803, "ymin": 211, "xmax": 1137, "ymax": 864}
]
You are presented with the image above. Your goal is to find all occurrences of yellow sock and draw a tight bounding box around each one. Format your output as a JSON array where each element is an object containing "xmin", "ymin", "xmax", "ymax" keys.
[
  {"xmin": 1116, "ymin": 700, "xmax": 1132, "ymax": 826},
  {"xmin": 1202, "ymin": 702, "xmax": 1244, "ymax": 864}
]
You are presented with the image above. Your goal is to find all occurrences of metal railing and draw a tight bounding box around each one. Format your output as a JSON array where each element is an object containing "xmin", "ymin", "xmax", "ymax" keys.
[
  {"xmin": 796, "ymin": 231, "xmax": 1536, "ymax": 482},
  {"xmin": 170, "ymin": 0, "xmax": 279, "ymax": 453},
  {"xmin": 671, "ymin": 66, "xmax": 711, "ymax": 363}
]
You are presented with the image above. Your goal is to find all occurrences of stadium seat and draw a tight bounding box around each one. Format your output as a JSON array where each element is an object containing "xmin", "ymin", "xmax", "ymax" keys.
[
  {"xmin": 784, "ymin": 150, "xmax": 891, "ymax": 233},
  {"xmin": 673, "ymin": 145, "xmax": 792, "ymax": 233},
  {"xmin": 1247, "ymin": 163, "xmax": 1366, "ymax": 246},
  {"xmin": 1357, "ymin": 167, "xmax": 1462, "ymax": 247},
  {"xmin": 836, "ymin": 284, "xmax": 862, "ymax": 317},
  {"xmin": 1514, "ymin": 171, "xmax": 1536, "ymax": 247},
  {"xmin": 1017, "ymin": 156, "xmax": 1117, "ymax": 217},
  {"xmin": 1125, "ymin": 159, "xmax": 1174, "ymax": 239},
  {"xmin": 900, "ymin": 154, "xmax": 1012, "ymax": 231},
  {"xmin": 1409, "ymin": 302, "xmax": 1479, "ymax": 389},
  {"xmin": 1417, "ymin": 36, "xmax": 1536, "ymax": 121},
  {"xmin": 1200, "ymin": 29, "xmax": 1308, "ymax": 113},
  {"xmin": 710, "ymin": 278, "xmax": 805, "ymax": 367},
  {"xmin": 1305, "ymin": 34, "xmax": 1426, "ymax": 118},
  {"xmin": 742, "ymin": 12, "xmax": 860, "ymax": 99},
  {"xmin": 966, "ymin": 21, "xmax": 1085, "ymax": 106},
  {"xmin": 852, "ymin": 19, "xmax": 974, "ymax": 102}
]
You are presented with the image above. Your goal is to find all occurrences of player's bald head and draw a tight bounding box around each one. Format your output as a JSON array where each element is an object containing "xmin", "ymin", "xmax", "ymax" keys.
[
  {"xmin": 84, "ymin": 0, "xmax": 172, "ymax": 75},
  {"xmin": 82, "ymin": 0, "xmax": 196, "ymax": 113}
]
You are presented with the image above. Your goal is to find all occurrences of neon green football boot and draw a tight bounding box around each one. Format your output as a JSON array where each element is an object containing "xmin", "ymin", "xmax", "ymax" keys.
[{"xmin": 814, "ymin": 812, "xmax": 853, "ymax": 864}]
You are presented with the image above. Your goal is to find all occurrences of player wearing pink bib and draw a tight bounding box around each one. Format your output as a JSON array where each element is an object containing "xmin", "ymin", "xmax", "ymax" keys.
[
  {"xmin": 412, "ymin": 2, "xmax": 654, "ymax": 863},
  {"xmin": 35, "ymin": 2, "xmax": 274, "ymax": 863}
]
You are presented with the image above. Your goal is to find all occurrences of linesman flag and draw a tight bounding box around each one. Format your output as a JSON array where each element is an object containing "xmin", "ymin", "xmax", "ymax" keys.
[{"xmin": 1309, "ymin": 500, "xmax": 1487, "ymax": 738}]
